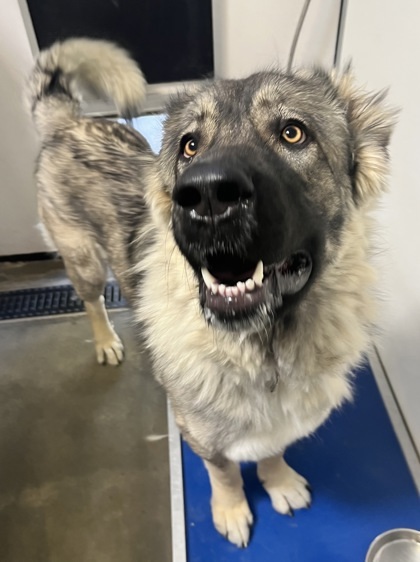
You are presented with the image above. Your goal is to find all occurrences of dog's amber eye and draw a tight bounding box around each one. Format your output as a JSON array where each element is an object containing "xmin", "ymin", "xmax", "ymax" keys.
[
  {"xmin": 182, "ymin": 136, "xmax": 198, "ymax": 159},
  {"xmin": 281, "ymin": 124, "xmax": 306, "ymax": 145}
]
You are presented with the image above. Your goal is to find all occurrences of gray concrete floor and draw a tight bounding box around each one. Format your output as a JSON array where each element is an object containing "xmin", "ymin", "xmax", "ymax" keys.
[{"xmin": 0, "ymin": 263, "xmax": 172, "ymax": 562}]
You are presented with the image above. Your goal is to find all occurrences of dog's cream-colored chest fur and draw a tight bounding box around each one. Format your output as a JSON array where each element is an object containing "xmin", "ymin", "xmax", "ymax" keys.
[{"xmin": 135, "ymin": 220, "xmax": 373, "ymax": 462}]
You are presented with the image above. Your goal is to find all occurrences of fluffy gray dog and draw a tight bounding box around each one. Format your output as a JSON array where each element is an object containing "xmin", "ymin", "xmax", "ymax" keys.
[{"xmin": 27, "ymin": 38, "xmax": 396, "ymax": 547}]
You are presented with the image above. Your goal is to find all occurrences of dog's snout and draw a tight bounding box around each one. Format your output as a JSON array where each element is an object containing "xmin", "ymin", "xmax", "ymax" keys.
[{"xmin": 173, "ymin": 163, "xmax": 254, "ymax": 219}]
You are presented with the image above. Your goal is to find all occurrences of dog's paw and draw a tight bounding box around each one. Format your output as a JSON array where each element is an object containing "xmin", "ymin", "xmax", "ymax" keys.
[
  {"xmin": 211, "ymin": 498, "xmax": 253, "ymax": 548},
  {"xmin": 259, "ymin": 459, "xmax": 311, "ymax": 516},
  {"xmin": 95, "ymin": 334, "xmax": 124, "ymax": 366}
]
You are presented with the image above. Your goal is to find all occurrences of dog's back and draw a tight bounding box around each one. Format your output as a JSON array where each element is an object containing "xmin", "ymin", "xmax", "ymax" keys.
[{"xmin": 27, "ymin": 38, "xmax": 155, "ymax": 298}]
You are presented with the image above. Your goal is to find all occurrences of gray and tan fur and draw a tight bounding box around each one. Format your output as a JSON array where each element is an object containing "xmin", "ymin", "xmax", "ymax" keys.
[
  {"xmin": 27, "ymin": 39, "xmax": 396, "ymax": 546},
  {"xmin": 27, "ymin": 38, "xmax": 153, "ymax": 364}
]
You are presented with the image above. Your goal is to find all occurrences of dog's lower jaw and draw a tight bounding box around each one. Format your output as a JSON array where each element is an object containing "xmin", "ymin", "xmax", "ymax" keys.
[
  {"xmin": 198, "ymin": 250, "xmax": 313, "ymax": 332},
  {"xmin": 201, "ymin": 289, "xmax": 272, "ymax": 329},
  {"xmin": 199, "ymin": 271, "xmax": 278, "ymax": 333}
]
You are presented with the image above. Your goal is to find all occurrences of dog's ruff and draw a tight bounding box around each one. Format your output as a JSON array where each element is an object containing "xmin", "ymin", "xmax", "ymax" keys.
[{"xmin": 27, "ymin": 40, "xmax": 396, "ymax": 546}]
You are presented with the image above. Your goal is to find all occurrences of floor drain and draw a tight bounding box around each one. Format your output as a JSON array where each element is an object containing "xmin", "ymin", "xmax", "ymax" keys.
[{"xmin": 0, "ymin": 282, "xmax": 127, "ymax": 320}]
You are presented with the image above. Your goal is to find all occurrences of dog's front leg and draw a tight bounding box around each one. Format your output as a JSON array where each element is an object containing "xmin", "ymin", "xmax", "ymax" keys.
[
  {"xmin": 204, "ymin": 458, "xmax": 253, "ymax": 548},
  {"xmin": 257, "ymin": 454, "xmax": 311, "ymax": 516}
]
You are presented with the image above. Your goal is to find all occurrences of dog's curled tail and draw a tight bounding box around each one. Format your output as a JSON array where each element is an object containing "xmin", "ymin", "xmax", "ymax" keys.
[{"xmin": 26, "ymin": 38, "xmax": 146, "ymax": 136}]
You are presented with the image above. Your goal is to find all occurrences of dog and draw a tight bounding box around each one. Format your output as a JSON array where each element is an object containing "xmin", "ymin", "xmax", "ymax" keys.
[{"xmin": 27, "ymin": 38, "xmax": 396, "ymax": 547}]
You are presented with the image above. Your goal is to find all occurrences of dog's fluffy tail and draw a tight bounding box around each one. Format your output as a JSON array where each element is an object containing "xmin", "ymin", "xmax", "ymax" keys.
[{"xmin": 26, "ymin": 37, "xmax": 146, "ymax": 136}]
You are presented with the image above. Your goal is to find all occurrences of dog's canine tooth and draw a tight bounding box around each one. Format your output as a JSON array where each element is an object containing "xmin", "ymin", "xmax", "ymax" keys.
[
  {"xmin": 202, "ymin": 267, "xmax": 217, "ymax": 289},
  {"xmin": 245, "ymin": 279, "xmax": 255, "ymax": 291},
  {"xmin": 253, "ymin": 260, "xmax": 264, "ymax": 287}
]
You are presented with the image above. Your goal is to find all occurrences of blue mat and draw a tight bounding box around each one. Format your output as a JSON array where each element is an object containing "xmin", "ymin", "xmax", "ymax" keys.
[{"xmin": 182, "ymin": 363, "xmax": 419, "ymax": 561}]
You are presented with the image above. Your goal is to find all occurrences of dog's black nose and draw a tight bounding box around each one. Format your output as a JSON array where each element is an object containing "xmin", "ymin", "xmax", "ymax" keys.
[{"xmin": 173, "ymin": 162, "xmax": 254, "ymax": 219}]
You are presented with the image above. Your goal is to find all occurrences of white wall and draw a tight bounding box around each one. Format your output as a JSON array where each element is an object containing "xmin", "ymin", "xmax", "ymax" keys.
[
  {"xmin": 212, "ymin": 0, "xmax": 340, "ymax": 78},
  {"xmin": 0, "ymin": 0, "xmax": 48, "ymax": 256},
  {"xmin": 339, "ymin": 1, "xmax": 420, "ymax": 454}
]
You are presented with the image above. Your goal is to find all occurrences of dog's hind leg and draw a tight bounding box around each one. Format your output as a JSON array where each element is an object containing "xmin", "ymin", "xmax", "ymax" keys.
[
  {"xmin": 257, "ymin": 454, "xmax": 311, "ymax": 516},
  {"xmin": 58, "ymin": 235, "xmax": 124, "ymax": 366},
  {"xmin": 83, "ymin": 296, "xmax": 124, "ymax": 366},
  {"xmin": 204, "ymin": 459, "xmax": 253, "ymax": 548}
]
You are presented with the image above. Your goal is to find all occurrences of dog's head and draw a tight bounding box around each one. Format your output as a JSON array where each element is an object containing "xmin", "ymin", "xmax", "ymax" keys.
[{"xmin": 152, "ymin": 69, "xmax": 396, "ymax": 332}]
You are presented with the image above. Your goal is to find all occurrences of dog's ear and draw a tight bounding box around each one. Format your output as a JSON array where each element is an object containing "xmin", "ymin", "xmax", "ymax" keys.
[{"xmin": 331, "ymin": 68, "xmax": 398, "ymax": 205}]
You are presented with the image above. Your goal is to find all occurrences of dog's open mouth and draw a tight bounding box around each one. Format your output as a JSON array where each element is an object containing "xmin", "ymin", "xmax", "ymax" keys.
[{"xmin": 200, "ymin": 251, "xmax": 312, "ymax": 317}]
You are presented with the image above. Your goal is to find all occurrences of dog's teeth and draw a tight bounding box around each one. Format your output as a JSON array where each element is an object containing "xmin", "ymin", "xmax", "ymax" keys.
[
  {"xmin": 201, "ymin": 268, "xmax": 217, "ymax": 289},
  {"xmin": 231, "ymin": 286, "xmax": 239, "ymax": 297},
  {"xmin": 237, "ymin": 281, "xmax": 246, "ymax": 294},
  {"xmin": 219, "ymin": 284, "xmax": 226, "ymax": 296},
  {"xmin": 245, "ymin": 279, "xmax": 255, "ymax": 291},
  {"xmin": 211, "ymin": 283, "xmax": 218, "ymax": 295},
  {"xmin": 225, "ymin": 287, "xmax": 233, "ymax": 297},
  {"xmin": 252, "ymin": 260, "xmax": 264, "ymax": 287}
]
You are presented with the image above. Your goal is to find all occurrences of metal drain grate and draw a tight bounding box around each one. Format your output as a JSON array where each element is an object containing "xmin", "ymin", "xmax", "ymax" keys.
[{"xmin": 0, "ymin": 282, "xmax": 127, "ymax": 320}]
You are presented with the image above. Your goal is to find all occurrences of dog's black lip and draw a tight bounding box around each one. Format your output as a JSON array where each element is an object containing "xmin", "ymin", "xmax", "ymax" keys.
[
  {"xmin": 273, "ymin": 251, "xmax": 313, "ymax": 295},
  {"xmin": 200, "ymin": 251, "xmax": 313, "ymax": 319}
]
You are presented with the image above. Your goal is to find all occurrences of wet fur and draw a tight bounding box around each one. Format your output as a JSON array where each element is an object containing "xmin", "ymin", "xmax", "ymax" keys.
[{"xmin": 28, "ymin": 40, "xmax": 396, "ymax": 545}]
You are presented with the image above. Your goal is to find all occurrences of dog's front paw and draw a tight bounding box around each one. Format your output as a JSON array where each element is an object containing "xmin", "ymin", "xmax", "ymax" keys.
[
  {"xmin": 211, "ymin": 498, "xmax": 253, "ymax": 548},
  {"xmin": 258, "ymin": 457, "xmax": 311, "ymax": 516},
  {"xmin": 95, "ymin": 334, "xmax": 124, "ymax": 366}
]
